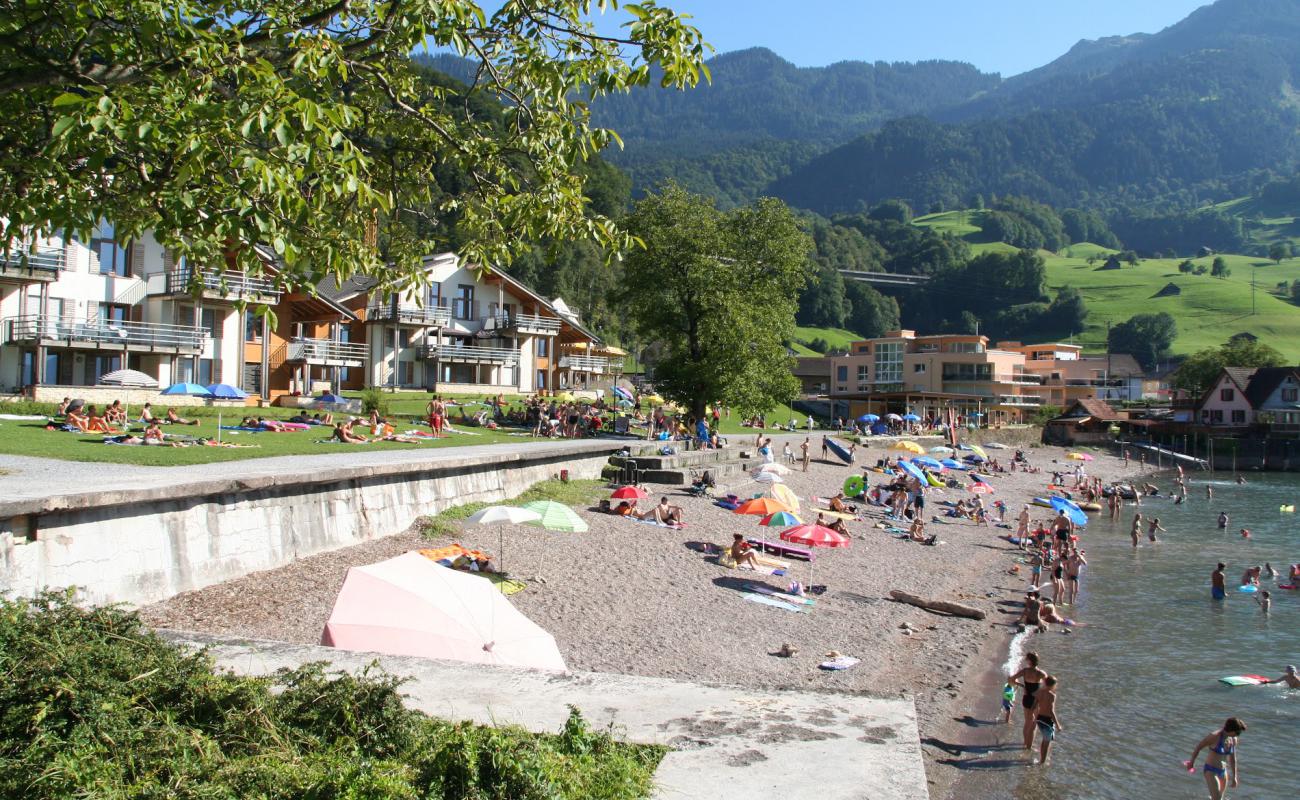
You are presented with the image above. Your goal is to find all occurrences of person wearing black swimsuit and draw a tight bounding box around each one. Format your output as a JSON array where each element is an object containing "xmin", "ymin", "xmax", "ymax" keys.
[
  {"xmin": 1009, "ymin": 652, "xmax": 1048, "ymax": 751},
  {"xmin": 1188, "ymin": 717, "xmax": 1245, "ymax": 800}
]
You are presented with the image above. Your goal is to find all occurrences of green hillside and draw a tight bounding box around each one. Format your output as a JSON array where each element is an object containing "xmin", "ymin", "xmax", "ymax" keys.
[
  {"xmin": 909, "ymin": 211, "xmax": 1300, "ymax": 361},
  {"xmin": 1207, "ymin": 194, "xmax": 1300, "ymax": 251},
  {"xmin": 789, "ymin": 325, "xmax": 862, "ymax": 354}
]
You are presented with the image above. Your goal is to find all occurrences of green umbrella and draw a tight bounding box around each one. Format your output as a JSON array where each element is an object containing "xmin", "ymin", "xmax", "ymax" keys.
[{"xmin": 520, "ymin": 500, "xmax": 589, "ymax": 532}]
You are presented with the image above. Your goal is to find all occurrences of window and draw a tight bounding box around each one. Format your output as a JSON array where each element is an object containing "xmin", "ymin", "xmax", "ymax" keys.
[
  {"xmin": 1220, "ymin": 388, "xmax": 1235, "ymax": 401},
  {"xmin": 942, "ymin": 362, "xmax": 993, "ymax": 382},
  {"xmin": 856, "ymin": 364, "xmax": 869, "ymax": 381},
  {"xmin": 91, "ymin": 221, "xmax": 130, "ymax": 276},
  {"xmin": 536, "ymin": 337, "xmax": 549, "ymax": 358},
  {"xmin": 179, "ymin": 306, "xmax": 218, "ymax": 337},
  {"xmin": 399, "ymin": 361, "xmax": 415, "ymax": 386},
  {"xmin": 453, "ymin": 284, "xmax": 475, "ymax": 320},
  {"xmin": 836, "ymin": 366, "xmax": 848, "ymax": 381},
  {"xmin": 244, "ymin": 311, "xmax": 262, "ymax": 342},
  {"xmin": 874, "ymin": 341, "xmax": 903, "ymax": 385},
  {"xmin": 1211, "ymin": 409, "xmax": 1224, "ymax": 423},
  {"xmin": 536, "ymin": 369, "xmax": 547, "ymax": 390},
  {"xmin": 913, "ymin": 363, "xmax": 926, "ymax": 373},
  {"xmin": 429, "ymin": 283, "xmax": 442, "ymax": 309},
  {"xmin": 98, "ymin": 303, "xmax": 129, "ymax": 323},
  {"xmin": 1283, "ymin": 388, "xmax": 1298, "ymax": 402},
  {"xmin": 1231, "ymin": 409, "xmax": 1246, "ymax": 424},
  {"xmin": 399, "ymin": 330, "xmax": 411, "ymax": 349}
]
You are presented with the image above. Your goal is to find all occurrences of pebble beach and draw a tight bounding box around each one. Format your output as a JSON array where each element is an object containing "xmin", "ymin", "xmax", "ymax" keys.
[{"xmin": 140, "ymin": 434, "xmax": 1140, "ymax": 799}]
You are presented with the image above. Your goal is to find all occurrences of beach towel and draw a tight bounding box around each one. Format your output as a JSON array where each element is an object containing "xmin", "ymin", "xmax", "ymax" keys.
[
  {"xmin": 742, "ymin": 592, "xmax": 805, "ymax": 612},
  {"xmin": 220, "ymin": 425, "xmax": 266, "ymax": 432},
  {"xmin": 628, "ymin": 516, "xmax": 685, "ymax": 530},
  {"xmin": 715, "ymin": 552, "xmax": 787, "ymax": 576},
  {"xmin": 477, "ymin": 572, "xmax": 527, "ymax": 596},
  {"xmin": 819, "ymin": 655, "xmax": 860, "ymax": 671},
  {"xmin": 745, "ymin": 583, "xmax": 815, "ymax": 607}
]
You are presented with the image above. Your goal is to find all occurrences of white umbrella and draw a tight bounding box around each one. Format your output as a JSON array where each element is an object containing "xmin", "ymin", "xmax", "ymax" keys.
[
  {"xmin": 753, "ymin": 472, "xmax": 785, "ymax": 484},
  {"xmin": 465, "ymin": 506, "xmax": 541, "ymax": 572},
  {"xmin": 756, "ymin": 463, "xmax": 792, "ymax": 475},
  {"xmin": 929, "ymin": 446, "xmax": 955, "ymax": 455},
  {"xmin": 98, "ymin": 369, "xmax": 158, "ymax": 388}
]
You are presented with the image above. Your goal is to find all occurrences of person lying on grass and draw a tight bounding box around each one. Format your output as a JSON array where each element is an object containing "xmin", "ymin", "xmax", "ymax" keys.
[
  {"xmin": 333, "ymin": 419, "xmax": 369, "ymax": 444},
  {"xmin": 165, "ymin": 407, "xmax": 199, "ymax": 425}
]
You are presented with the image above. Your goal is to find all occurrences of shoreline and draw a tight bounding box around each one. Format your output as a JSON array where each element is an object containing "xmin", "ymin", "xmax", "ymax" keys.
[{"xmin": 138, "ymin": 431, "xmax": 1137, "ymax": 798}]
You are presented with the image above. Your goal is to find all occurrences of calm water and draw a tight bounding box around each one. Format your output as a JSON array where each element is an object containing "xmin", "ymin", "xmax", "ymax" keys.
[{"xmin": 999, "ymin": 473, "xmax": 1300, "ymax": 800}]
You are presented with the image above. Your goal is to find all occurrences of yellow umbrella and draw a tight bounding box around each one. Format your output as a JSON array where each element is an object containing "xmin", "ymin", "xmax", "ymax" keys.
[
  {"xmin": 968, "ymin": 444, "xmax": 988, "ymax": 460},
  {"xmin": 644, "ymin": 394, "xmax": 664, "ymax": 404},
  {"xmin": 771, "ymin": 483, "xmax": 801, "ymax": 512},
  {"xmin": 890, "ymin": 440, "xmax": 925, "ymax": 454}
]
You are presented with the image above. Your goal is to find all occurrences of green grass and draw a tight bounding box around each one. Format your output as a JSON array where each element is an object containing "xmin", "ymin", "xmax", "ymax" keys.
[
  {"xmin": 791, "ymin": 325, "xmax": 862, "ymax": 352},
  {"xmin": 418, "ymin": 478, "xmax": 607, "ymax": 538},
  {"xmin": 913, "ymin": 209, "xmax": 986, "ymax": 237}
]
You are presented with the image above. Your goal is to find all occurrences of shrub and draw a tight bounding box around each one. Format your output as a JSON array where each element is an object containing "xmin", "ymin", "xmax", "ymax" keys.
[
  {"xmin": 0, "ymin": 591, "xmax": 664, "ymax": 800},
  {"xmin": 360, "ymin": 384, "xmax": 389, "ymax": 417}
]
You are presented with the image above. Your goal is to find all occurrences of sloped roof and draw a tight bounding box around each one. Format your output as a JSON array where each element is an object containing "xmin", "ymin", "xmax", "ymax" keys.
[
  {"xmin": 1060, "ymin": 398, "xmax": 1124, "ymax": 421},
  {"xmin": 1197, "ymin": 367, "xmax": 1258, "ymax": 410},
  {"xmin": 1244, "ymin": 366, "xmax": 1300, "ymax": 409},
  {"xmin": 317, "ymin": 275, "xmax": 380, "ymax": 304}
]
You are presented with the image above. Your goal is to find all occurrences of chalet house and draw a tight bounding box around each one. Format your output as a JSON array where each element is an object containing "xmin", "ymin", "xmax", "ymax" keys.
[
  {"xmin": 1197, "ymin": 367, "xmax": 1258, "ymax": 427},
  {"xmin": 1041, "ymin": 398, "xmax": 1127, "ymax": 445},
  {"xmin": 1244, "ymin": 366, "xmax": 1300, "ymax": 433}
]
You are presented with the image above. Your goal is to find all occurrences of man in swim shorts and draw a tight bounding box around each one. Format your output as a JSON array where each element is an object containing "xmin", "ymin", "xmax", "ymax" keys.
[
  {"xmin": 1211, "ymin": 563, "xmax": 1227, "ymax": 601},
  {"xmin": 1031, "ymin": 675, "xmax": 1062, "ymax": 766}
]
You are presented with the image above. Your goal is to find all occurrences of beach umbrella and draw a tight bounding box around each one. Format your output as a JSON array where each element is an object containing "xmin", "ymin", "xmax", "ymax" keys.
[
  {"xmin": 912, "ymin": 456, "xmax": 945, "ymax": 470},
  {"xmin": 759, "ymin": 510, "xmax": 801, "ymax": 527},
  {"xmin": 1067, "ymin": 452, "xmax": 1094, "ymax": 461},
  {"xmin": 321, "ymin": 553, "xmax": 565, "ymax": 671},
  {"xmin": 941, "ymin": 458, "xmax": 966, "ymax": 470},
  {"xmin": 734, "ymin": 497, "xmax": 791, "ymax": 517},
  {"xmin": 885, "ymin": 413, "xmax": 902, "ymax": 421},
  {"xmin": 857, "ymin": 413, "xmax": 879, "ymax": 424},
  {"xmin": 780, "ymin": 523, "xmax": 850, "ymax": 588},
  {"xmin": 753, "ymin": 471, "xmax": 785, "ymax": 485},
  {"xmin": 610, "ymin": 485, "xmax": 649, "ymax": 500},
  {"xmin": 615, "ymin": 397, "xmax": 633, "ymax": 408},
  {"xmin": 756, "ymin": 463, "xmax": 792, "ymax": 475},
  {"xmin": 520, "ymin": 500, "xmax": 588, "ymax": 533},
  {"xmin": 555, "ymin": 391, "xmax": 575, "ymax": 402},
  {"xmin": 1049, "ymin": 496, "xmax": 1089, "ymax": 527},
  {"xmin": 98, "ymin": 368, "xmax": 158, "ymax": 388},
  {"xmin": 644, "ymin": 394, "xmax": 664, "ymax": 405},
  {"xmin": 963, "ymin": 454, "xmax": 987, "ymax": 464},
  {"xmin": 770, "ymin": 483, "xmax": 801, "ymax": 513},
  {"xmin": 896, "ymin": 459, "xmax": 926, "ymax": 481},
  {"xmin": 161, "ymin": 382, "xmax": 212, "ymax": 397},
  {"xmin": 466, "ymin": 505, "xmax": 542, "ymax": 571},
  {"xmin": 890, "ymin": 440, "xmax": 925, "ymax": 454},
  {"xmin": 967, "ymin": 444, "xmax": 988, "ymax": 460},
  {"xmin": 969, "ymin": 482, "xmax": 994, "ymax": 495},
  {"xmin": 902, "ymin": 413, "xmax": 921, "ymax": 422},
  {"xmin": 611, "ymin": 386, "xmax": 634, "ymax": 402},
  {"xmin": 930, "ymin": 446, "xmax": 955, "ymax": 455},
  {"xmin": 316, "ymin": 392, "xmax": 347, "ymax": 405},
  {"xmin": 205, "ymin": 383, "xmax": 248, "ymax": 400}
]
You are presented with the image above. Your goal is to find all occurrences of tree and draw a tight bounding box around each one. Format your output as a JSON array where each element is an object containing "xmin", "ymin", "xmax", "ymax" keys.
[
  {"xmin": 1269, "ymin": 242, "xmax": 1292, "ymax": 263},
  {"xmin": 844, "ymin": 281, "xmax": 900, "ymax": 339},
  {"xmin": 619, "ymin": 185, "xmax": 812, "ymax": 418},
  {"xmin": 1172, "ymin": 337, "xmax": 1284, "ymax": 395},
  {"xmin": 1108, "ymin": 312, "xmax": 1176, "ymax": 371},
  {"xmin": 1292, "ymin": 279, "xmax": 1300, "ymax": 303},
  {"xmin": 796, "ymin": 263, "xmax": 848, "ymax": 329},
  {"xmin": 1178, "ymin": 259, "xmax": 1194, "ymax": 274},
  {"xmin": 1046, "ymin": 285, "xmax": 1087, "ymax": 337},
  {"xmin": 0, "ymin": 0, "xmax": 709, "ymax": 298},
  {"xmin": 868, "ymin": 199, "xmax": 913, "ymax": 225},
  {"xmin": 1120, "ymin": 250, "xmax": 1140, "ymax": 265},
  {"xmin": 1211, "ymin": 256, "xmax": 1230, "ymax": 278}
]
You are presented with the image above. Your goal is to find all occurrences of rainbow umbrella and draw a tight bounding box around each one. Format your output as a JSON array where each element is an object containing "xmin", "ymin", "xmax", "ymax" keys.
[{"xmin": 759, "ymin": 511, "xmax": 801, "ymax": 527}]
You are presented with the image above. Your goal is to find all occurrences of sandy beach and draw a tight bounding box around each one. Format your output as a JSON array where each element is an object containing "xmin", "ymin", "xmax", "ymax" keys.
[{"xmin": 141, "ymin": 432, "xmax": 1140, "ymax": 799}]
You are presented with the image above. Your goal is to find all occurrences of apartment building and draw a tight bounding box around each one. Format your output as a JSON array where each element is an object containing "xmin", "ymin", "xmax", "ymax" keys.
[
  {"xmin": 1, "ymin": 229, "xmax": 615, "ymax": 402},
  {"xmin": 999, "ymin": 342, "xmax": 1149, "ymax": 406},
  {"xmin": 827, "ymin": 330, "xmax": 1044, "ymax": 423}
]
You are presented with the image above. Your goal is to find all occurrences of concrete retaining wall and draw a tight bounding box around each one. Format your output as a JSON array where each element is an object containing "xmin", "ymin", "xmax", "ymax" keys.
[
  {"xmin": 0, "ymin": 446, "xmax": 617, "ymax": 607},
  {"xmin": 28, "ymin": 385, "xmax": 248, "ymax": 408}
]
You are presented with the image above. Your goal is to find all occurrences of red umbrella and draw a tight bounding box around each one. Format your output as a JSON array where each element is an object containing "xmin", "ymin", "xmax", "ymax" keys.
[
  {"xmin": 610, "ymin": 485, "xmax": 648, "ymax": 500},
  {"xmin": 779, "ymin": 524, "xmax": 849, "ymax": 590},
  {"xmin": 969, "ymin": 483, "xmax": 994, "ymax": 495}
]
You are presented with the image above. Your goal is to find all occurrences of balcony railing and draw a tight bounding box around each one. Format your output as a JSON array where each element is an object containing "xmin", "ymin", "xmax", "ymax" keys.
[
  {"xmin": 559, "ymin": 355, "xmax": 612, "ymax": 373},
  {"xmin": 4, "ymin": 314, "xmax": 205, "ymax": 351},
  {"xmin": 366, "ymin": 303, "xmax": 451, "ymax": 326},
  {"xmin": 0, "ymin": 242, "xmax": 63, "ymax": 280},
  {"xmin": 163, "ymin": 268, "xmax": 281, "ymax": 301},
  {"xmin": 995, "ymin": 395, "xmax": 1044, "ymax": 406},
  {"xmin": 483, "ymin": 312, "xmax": 561, "ymax": 335},
  {"xmin": 424, "ymin": 343, "xmax": 519, "ymax": 364},
  {"xmin": 286, "ymin": 338, "xmax": 368, "ymax": 364}
]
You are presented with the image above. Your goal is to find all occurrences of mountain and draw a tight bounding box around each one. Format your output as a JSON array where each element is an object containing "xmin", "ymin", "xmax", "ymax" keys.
[{"xmin": 771, "ymin": 0, "xmax": 1300, "ymax": 213}]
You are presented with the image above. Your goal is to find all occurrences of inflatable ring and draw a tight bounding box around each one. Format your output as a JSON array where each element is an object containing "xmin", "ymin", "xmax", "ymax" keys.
[{"xmin": 843, "ymin": 474, "xmax": 865, "ymax": 498}]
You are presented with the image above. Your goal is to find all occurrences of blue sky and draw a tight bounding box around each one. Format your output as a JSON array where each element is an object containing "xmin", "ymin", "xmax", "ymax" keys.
[{"xmin": 579, "ymin": 0, "xmax": 1212, "ymax": 76}]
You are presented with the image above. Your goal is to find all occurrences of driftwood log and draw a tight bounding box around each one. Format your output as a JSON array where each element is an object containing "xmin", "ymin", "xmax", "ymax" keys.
[{"xmin": 889, "ymin": 590, "xmax": 986, "ymax": 620}]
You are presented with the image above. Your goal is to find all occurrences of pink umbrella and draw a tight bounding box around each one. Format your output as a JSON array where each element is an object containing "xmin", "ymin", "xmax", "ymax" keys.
[
  {"xmin": 321, "ymin": 553, "xmax": 566, "ymax": 672},
  {"xmin": 779, "ymin": 524, "xmax": 850, "ymax": 589},
  {"xmin": 969, "ymin": 483, "xmax": 994, "ymax": 495}
]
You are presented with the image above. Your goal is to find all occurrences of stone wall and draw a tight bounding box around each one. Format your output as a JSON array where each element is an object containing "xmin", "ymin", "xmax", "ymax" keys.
[
  {"xmin": 28, "ymin": 385, "xmax": 248, "ymax": 408},
  {"xmin": 0, "ymin": 446, "xmax": 617, "ymax": 607}
]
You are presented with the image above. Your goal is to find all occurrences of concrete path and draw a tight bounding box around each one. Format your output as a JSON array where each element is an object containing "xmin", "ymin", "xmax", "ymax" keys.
[
  {"xmin": 0, "ymin": 438, "xmax": 628, "ymax": 506},
  {"xmin": 166, "ymin": 632, "xmax": 930, "ymax": 800}
]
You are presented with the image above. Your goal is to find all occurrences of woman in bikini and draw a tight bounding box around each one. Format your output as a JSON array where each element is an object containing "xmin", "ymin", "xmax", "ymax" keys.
[
  {"xmin": 1009, "ymin": 652, "xmax": 1048, "ymax": 751},
  {"xmin": 1187, "ymin": 717, "xmax": 1245, "ymax": 800},
  {"xmin": 730, "ymin": 533, "xmax": 760, "ymax": 570}
]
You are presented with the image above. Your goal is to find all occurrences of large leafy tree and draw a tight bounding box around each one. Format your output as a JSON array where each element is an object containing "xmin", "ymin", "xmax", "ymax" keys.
[
  {"xmin": 0, "ymin": 0, "xmax": 708, "ymax": 297},
  {"xmin": 1107, "ymin": 312, "xmax": 1176, "ymax": 371},
  {"xmin": 1172, "ymin": 337, "xmax": 1284, "ymax": 395},
  {"xmin": 619, "ymin": 185, "xmax": 812, "ymax": 418}
]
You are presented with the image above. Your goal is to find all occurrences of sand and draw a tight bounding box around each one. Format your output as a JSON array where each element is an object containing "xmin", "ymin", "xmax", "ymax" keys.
[{"xmin": 139, "ymin": 435, "xmax": 1138, "ymax": 799}]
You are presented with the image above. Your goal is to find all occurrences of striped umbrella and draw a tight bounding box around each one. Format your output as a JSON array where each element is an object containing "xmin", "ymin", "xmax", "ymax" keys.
[{"xmin": 520, "ymin": 500, "xmax": 589, "ymax": 533}]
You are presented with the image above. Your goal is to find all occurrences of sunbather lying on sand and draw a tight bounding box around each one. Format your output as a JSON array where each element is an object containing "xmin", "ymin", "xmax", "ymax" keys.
[{"xmin": 639, "ymin": 496, "xmax": 684, "ymax": 526}]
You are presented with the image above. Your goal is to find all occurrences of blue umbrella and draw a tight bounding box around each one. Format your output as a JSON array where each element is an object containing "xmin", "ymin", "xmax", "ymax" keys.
[
  {"xmin": 963, "ymin": 453, "xmax": 986, "ymax": 463},
  {"xmin": 912, "ymin": 456, "xmax": 944, "ymax": 470},
  {"xmin": 315, "ymin": 393, "xmax": 347, "ymax": 404},
  {"xmin": 161, "ymin": 382, "xmax": 212, "ymax": 397},
  {"xmin": 902, "ymin": 413, "xmax": 921, "ymax": 422},
  {"xmin": 1049, "ymin": 496, "xmax": 1089, "ymax": 527},
  {"xmin": 612, "ymin": 386, "xmax": 634, "ymax": 402},
  {"xmin": 896, "ymin": 460, "xmax": 926, "ymax": 481},
  {"xmin": 941, "ymin": 458, "xmax": 966, "ymax": 470},
  {"xmin": 205, "ymin": 383, "xmax": 248, "ymax": 399},
  {"xmin": 857, "ymin": 413, "xmax": 879, "ymax": 424}
]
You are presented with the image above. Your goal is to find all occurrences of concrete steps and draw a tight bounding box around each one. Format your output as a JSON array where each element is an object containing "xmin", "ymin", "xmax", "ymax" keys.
[{"xmin": 602, "ymin": 444, "xmax": 758, "ymax": 486}]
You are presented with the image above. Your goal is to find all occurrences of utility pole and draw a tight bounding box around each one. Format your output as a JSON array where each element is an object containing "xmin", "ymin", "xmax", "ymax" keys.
[{"xmin": 1252, "ymin": 271, "xmax": 1256, "ymax": 315}]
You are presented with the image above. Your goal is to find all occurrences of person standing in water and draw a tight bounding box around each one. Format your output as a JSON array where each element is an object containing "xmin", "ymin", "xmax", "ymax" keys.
[
  {"xmin": 1187, "ymin": 717, "xmax": 1245, "ymax": 800},
  {"xmin": 1065, "ymin": 548, "xmax": 1087, "ymax": 605},
  {"xmin": 1211, "ymin": 562, "xmax": 1227, "ymax": 601},
  {"xmin": 1009, "ymin": 652, "xmax": 1048, "ymax": 752},
  {"xmin": 1207, "ymin": 484, "xmax": 1214, "ymax": 500},
  {"xmin": 1217, "ymin": 510, "xmax": 1229, "ymax": 530},
  {"xmin": 1148, "ymin": 517, "xmax": 1167, "ymax": 543},
  {"xmin": 1031, "ymin": 675, "xmax": 1063, "ymax": 766},
  {"xmin": 1130, "ymin": 513, "xmax": 1143, "ymax": 548}
]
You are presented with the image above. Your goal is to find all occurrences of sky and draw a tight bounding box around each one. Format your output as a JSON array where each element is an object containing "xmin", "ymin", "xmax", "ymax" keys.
[{"xmin": 575, "ymin": 0, "xmax": 1214, "ymax": 77}]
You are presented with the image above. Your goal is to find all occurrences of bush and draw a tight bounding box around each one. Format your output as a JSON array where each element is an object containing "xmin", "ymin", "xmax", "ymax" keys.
[
  {"xmin": 1032, "ymin": 405, "xmax": 1063, "ymax": 425},
  {"xmin": 360, "ymin": 384, "xmax": 389, "ymax": 417},
  {"xmin": 0, "ymin": 592, "xmax": 664, "ymax": 800}
]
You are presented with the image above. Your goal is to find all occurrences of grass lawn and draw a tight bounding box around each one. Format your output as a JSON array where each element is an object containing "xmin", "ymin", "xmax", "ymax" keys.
[
  {"xmin": 791, "ymin": 325, "xmax": 862, "ymax": 351},
  {"xmin": 418, "ymin": 478, "xmax": 607, "ymax": 537}
]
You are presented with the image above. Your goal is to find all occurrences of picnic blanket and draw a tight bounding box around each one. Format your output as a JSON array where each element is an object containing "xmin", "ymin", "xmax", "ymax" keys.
[{"xmin": 742, "ymin": 592, "xmax": 806, "ymax": 612}]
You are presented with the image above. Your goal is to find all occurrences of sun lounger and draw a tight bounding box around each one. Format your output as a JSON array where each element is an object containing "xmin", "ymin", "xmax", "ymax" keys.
[{"xmin": 746, "ymin": 537, "xmax": 814, "ymax": 562}]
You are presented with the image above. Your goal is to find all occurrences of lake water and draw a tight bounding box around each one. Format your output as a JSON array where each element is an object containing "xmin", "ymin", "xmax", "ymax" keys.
[{"xmin": 994, "ymin": 473, "xmax": 1299, "ymax": 800}]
